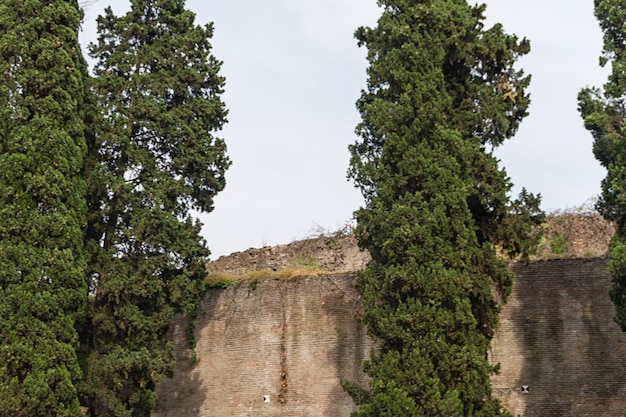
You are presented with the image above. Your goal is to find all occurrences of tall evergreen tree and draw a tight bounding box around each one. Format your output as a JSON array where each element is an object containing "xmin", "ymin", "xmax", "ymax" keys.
[
  {"xmin": 0, "ymin": 0, "xmax": 88, "ymax": 415},
  {"xmin": 578, "ymin": 1, "xmax": 626, "ymax": 330},
  {"xmin": 81, "ymin": 1, "xmax": 230, "ymax": 415},
  {"xmin": 346, "ymin": 1, "xmax": 542, "ymax": 415}
]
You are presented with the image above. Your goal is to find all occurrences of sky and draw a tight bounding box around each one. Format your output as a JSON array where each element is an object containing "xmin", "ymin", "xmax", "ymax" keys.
[{"xmin": 79, "ymin": 1, "xmax": 609, "ymax": 259}]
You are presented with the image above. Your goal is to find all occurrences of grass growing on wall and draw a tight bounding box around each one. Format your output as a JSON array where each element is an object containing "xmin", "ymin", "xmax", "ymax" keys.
[{"xmin": 206, "ymin": 255, "xmax": 324, "ymax": 285}]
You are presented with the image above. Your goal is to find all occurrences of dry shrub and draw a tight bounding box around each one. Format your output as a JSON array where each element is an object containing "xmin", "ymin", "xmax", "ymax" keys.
[
  {"xmin": 536, "ymin": 205, "xmax": 614, "ymax": 259},
  {"xmin": 207, "ymin": 221, "xmax": 370, "ymax": 281}
]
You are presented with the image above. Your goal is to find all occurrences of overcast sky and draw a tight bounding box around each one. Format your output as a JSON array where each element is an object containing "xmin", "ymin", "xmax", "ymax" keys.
[{"xmin": 80, "ymin": 1, "xmax": 609, "ymax": 259}]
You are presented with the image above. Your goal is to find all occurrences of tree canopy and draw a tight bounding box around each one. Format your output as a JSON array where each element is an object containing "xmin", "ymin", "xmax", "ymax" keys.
[
  {"xmin": 0, "ymin": 0, "xmax": 229, "ymax": 415},
  {"xmin": 578, "ymin": 0, "xmax": 626, "ymax": 330},
  {"xmin": 346, "ymin": 1, "xmax": 543, "ymax": 415},
  {"xmin": 0, "ymin": 0, "xmax": 89, "ymax": 415},
  {"xmin": 80, "ymin": 0, "xmax": 230, "ymax": 415}
]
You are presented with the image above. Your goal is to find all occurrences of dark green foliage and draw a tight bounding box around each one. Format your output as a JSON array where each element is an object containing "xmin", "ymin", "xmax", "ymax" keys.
[
  {"xmin": 206, "ymin": 279, "xmax": 233, "ymax": 289},
  {"xmin": 348, "ymin": 1, "xmax": 542, "ymax": 415},
  {"xmin": 81, "ymin": 1, "xmax": 229, "ymax": 415},
  {"xmin": 578, "ymin": 0, "xmax": 626, "ymax": 331},
  {"xmin": 0, "ymin": 1, "xmax": 227, "ymax": 414},
  {"xmin": 0, "ymin": 0, "xmax": 88, "ymax": 415}
]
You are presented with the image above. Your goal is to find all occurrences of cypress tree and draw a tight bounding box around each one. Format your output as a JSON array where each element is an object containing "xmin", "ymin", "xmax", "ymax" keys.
[
  {"xmin": 80, "ymin": 1, "xmax": 230, "ymax": 415},
  {"xmin": 578, "ymin": 0, "xmax": 626, "ymax": 330},
  {"xmin": 0, "ymin": 0, "xmax": 88, "ymax": 415},
  {"xmin": 346, "ymin": 1, "xmax": 543, "ymax": 415}
]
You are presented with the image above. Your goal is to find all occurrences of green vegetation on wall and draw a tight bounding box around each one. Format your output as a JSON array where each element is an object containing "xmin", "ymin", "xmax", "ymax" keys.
[{"xmin": 346, "ymin": 0, "xmax": 543, "ymax": 415}]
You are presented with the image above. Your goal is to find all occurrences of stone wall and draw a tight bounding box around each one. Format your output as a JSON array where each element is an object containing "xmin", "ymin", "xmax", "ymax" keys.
[{"xmin": 154, "ymin": 258, "xmax": 626, "ymax": 417}]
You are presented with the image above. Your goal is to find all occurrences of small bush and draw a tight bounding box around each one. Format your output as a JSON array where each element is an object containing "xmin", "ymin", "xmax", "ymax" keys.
[{"xmin": 550, "ymin": 235, "xmax": 569, "ymax": 255}]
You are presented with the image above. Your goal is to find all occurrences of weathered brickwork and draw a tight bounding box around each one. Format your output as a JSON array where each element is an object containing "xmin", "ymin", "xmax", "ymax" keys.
[
  {"xmin": 491, "ymin": 258, "xmax": 626, "ymax": 416},
  {"xmin": 154, "ymin": 258, "xmax": 626, "ymax": 417},
  {"xmin": 153, "ymin": 274, "xmax": 374, "ymax": 417}
]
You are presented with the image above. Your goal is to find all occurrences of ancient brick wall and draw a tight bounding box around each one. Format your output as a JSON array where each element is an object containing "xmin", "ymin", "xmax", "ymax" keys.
[
  {"xmin": 152, "ymin": 274, "xmax": 374, "ymax": 417},
  {"xmin": 154, "ymin": 258, "xmax": 626, "ymax": 417},
  {"xmin": 491, "ymin": 258, "xmax": 626, "ymax": 416}
]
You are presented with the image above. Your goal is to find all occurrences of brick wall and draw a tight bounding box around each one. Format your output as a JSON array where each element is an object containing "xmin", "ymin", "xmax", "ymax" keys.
[
  {"xmin": 491, "ymin": 258, "xmax": 626, "ymax": 416},
  {"xmin": 153, "ymin": 274, "xmax": 374, "ymax": 417},
  {"xmin": 154, "ymin": 258, "xmax": 626, "ymax": 417}
]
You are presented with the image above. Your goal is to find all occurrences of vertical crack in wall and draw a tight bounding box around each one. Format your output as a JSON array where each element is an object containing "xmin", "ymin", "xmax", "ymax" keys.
[{"xmin": 278, "ymin": 285, "xmax": 288, "ymax": 404}]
